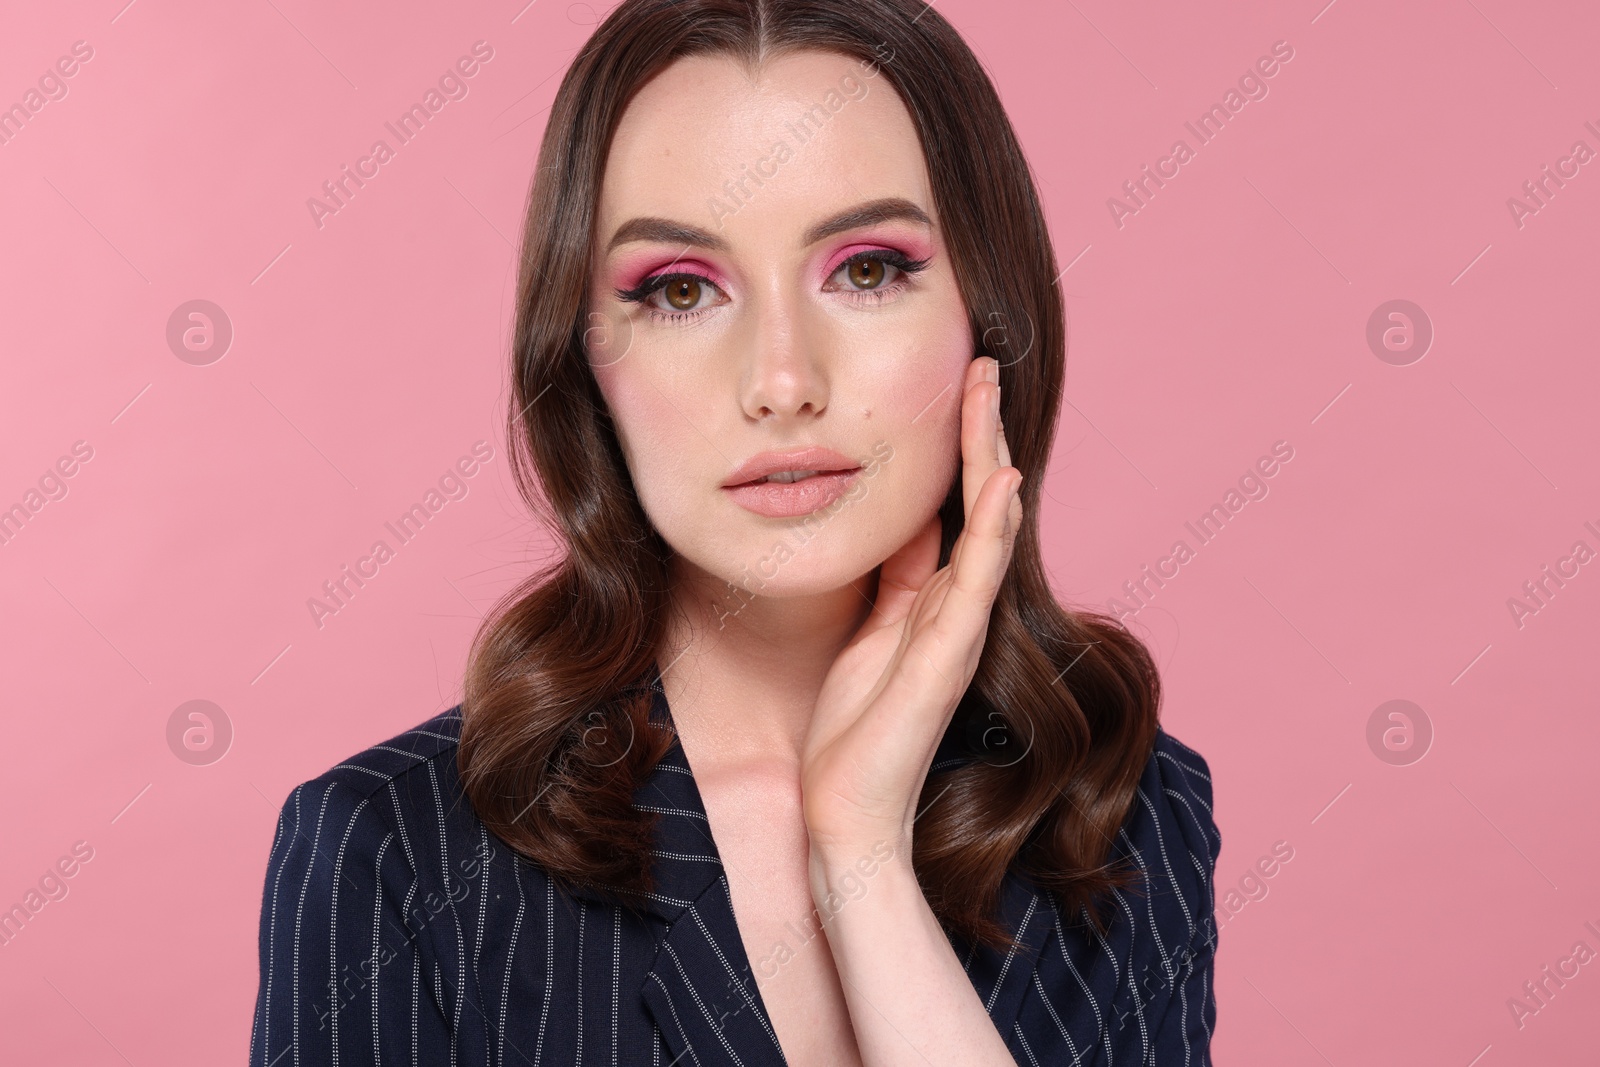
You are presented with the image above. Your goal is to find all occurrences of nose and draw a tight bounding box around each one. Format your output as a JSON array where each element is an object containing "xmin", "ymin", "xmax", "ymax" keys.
[{"xmin": 736, "ymin": 282, "xmax": 830, "ymax": 422}]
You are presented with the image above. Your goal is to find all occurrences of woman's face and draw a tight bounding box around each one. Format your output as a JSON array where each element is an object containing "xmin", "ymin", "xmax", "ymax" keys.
[{"xmin": 586, "ymin": 49, "xmax": 972, "ymax": 605}]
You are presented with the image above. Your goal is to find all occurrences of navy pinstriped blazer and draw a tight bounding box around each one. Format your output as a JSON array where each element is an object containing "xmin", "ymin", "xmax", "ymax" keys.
[{"xmin": 249, "ymin": 669, "xmax": 1222, "ymax": 1066}]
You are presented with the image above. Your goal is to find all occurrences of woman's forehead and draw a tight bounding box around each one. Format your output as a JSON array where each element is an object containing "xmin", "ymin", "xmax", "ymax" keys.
[{"xmin": 595, "ymin": 50, "xmax": 932, "ymax": 240}]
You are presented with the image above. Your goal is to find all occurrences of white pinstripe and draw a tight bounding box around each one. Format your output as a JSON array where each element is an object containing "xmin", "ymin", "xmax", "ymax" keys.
[
  {"xmin": 648, "ymin": 969, "xmax": 704, "ymax": 1067},
  {"xmin": 329, "ymin": 792, "xmax": 371, "ymax": 1067},
  {"xmin": 664, "ymin": 941, "xmax": 743, "ymax": 1066},
  {"xmin": 1048, "ymin": 901, "xmax": 1105, "ymax": 1044},
  {"xmin": 577, "ymin": 899, "xmax": 588, "ymax": 1063},
  {"xmin": 1112, "ymin": 887, "xmax": 1150, "ymax": 1063},
  {"xmin": 1136, "ymin": 786, "xmax": 1196, "ymax": 938},
  {"xmin": 1028, "ymin": 968, "xmax": 1086, "ymax": 1065},
  {"xmin": 1117, "ymin": 827, "xmax": 1173, "ymax": 974},
  {"xmin": 986, "ymin": 892, "xmax": 1040, "ymax": 1013},
  {"xmin": 693, "ymin": 887, "xmax": 781, "ymax": 1052},
  {"xmin": 260, "ymin": 787, "xmax": 297, "ymax": 1065},
  {"xmin": 1012, "ymin": 1019, "xmax": 1045, "ymax": 1066},
  {"xmin": 371, "ymin": 833, "xmax": 393, "ymax": 1064},
  {"xmin": 498, "ymin": 852, "xmax": 526, "ymax": 1067},
  {"xmin": 425, "ymin": 760, "xmax": 466, "ymax": 1067},
  {"xmin": 475, "ymin": 823, "xmax": 491, "ymax": 1067},
  {"xmin": 250, "ymin": 713, "xmax": 1218, "ymax": 1066},
  {"xmin": 612, "ymin": 907, "xmax": 623, "ymax": 1067},
  {"xmin": 292, "ymin": 785, "xmax": 336, "ymax": 1067},
  {"xmin": 532, "ymin": 876, "xmax": 554, "ymax": 1066}
]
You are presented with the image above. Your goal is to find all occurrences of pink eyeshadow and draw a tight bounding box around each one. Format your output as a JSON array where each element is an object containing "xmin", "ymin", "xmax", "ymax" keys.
[
  {"xmin": 609, "ymin": 253, "xmax": 728, "ymax": 293},
  {"xmin": 818, "ymin": 234, "xmax": 935, "ymax": 281}
]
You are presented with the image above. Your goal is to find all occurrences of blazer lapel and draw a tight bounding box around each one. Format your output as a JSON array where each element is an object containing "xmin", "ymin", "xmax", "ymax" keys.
[
  {"xmin": 572, "ymin": 664, "xmax": 1053, "ymax": 1064},
  {"xmin": 631, "ymin": 678, "xmax": 790, "ymax": 1066}
]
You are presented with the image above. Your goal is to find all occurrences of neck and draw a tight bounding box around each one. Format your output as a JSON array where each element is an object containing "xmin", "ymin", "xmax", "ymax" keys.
[{"xmin": 658, "ymin": 554, "xmax": 878, "ymax": 768}]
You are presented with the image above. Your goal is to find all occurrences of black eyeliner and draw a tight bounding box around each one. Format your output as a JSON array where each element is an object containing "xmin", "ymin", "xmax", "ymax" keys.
[
  {"xmin": 614, "ymin": 249, "xmax": 930, "ymax": 307},
  {"xmin": 614, "ymin": 273, "xmax": 696, "ymax": 304}
]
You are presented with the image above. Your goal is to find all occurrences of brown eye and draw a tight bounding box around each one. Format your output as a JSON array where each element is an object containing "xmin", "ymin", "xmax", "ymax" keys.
[
  {"xmin": 664, "ymin": 277, "xmax": 701, "ymax": 310},
  {"xmin": 845, "ymin": 257, "xmax": 886, "ymax": 289}
]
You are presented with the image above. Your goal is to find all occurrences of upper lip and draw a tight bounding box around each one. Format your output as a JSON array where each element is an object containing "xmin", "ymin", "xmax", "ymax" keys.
[{"xmin": 721, "ymin": 446, "xmax": 862, "ymax": 487}]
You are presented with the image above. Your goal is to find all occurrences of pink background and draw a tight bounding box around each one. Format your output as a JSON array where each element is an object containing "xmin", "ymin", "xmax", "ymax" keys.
[{"xmin": 2, "ymin": 0, "xmax": 1597, "ymax": 1062}]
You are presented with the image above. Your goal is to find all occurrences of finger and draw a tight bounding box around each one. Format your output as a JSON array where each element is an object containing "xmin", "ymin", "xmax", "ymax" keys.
[
  {"xmin": 868, "ymin": 513, "xmax": 941, "ymax": 633},
  {"xmin": 932, "ymin": 463, "xmax": 1020, "ymax": 654},
  {"xmin": 961, "ymin": 357, "xmax": 1002, "ymax": 525},
  {"xmin": 1006, "ymin": 470, "xmax": 1023, "ymax": 538},
  {"xmin": 996, "ymin": 406, "xmax": 1012, "ymax": 471}
]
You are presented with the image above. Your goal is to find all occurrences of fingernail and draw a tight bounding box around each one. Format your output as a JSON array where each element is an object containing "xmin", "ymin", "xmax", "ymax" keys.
[
  {"xmin": 987, "ymin": 360, "xmax": 1000, "ymax": 384},
  {"xmin": 991, "ymin": 387, "xmax": 1000, "ymax": 421}
]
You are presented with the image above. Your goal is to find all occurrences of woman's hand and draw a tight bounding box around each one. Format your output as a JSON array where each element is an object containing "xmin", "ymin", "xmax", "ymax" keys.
[{"xmin": 799, "ymin": 355, "xmax": 1023, "ymax": 864}]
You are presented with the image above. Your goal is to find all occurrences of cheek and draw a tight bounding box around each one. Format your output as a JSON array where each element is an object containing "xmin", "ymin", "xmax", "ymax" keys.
[
  {"xmin": 582, "ymin": 302, "xmax": 636, "ymax": 371},
  {"xmin": 589, "ymin": 356, "xmax": 719, "ymax": 540},
  {"xmin": 872, "ymin": 322, "xmax": 970, "ymax": 460},
  {"xmin": 855, "ymin": 327, "xmax": 970, "ymax": 535}
]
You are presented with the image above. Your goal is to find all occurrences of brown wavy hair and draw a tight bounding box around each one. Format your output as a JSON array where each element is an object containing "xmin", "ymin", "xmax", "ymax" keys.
[{"xmin": 458, "ymin": 0, "xmax": 1161, "ymax": 953}]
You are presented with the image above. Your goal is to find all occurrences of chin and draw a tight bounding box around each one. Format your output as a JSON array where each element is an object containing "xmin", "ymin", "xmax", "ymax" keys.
[
  {"xmin": 684, "ymin": 503, "xmax": 928, "ymax": 604},
  {"xmin": 699, "ymin": 531, "xmax": 871, "ymax": 597}
]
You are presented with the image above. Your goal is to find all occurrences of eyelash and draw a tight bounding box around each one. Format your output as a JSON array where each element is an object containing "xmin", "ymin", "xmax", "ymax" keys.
[{"xmin": 613, "ymin": 249, "xmax": 932, "ymax": 326}]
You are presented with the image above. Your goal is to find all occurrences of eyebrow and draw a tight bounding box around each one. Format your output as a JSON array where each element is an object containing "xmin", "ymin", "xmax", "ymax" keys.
[{"xmin": 604, "ymin": 196, "xmax": 933, "ymax": 255}]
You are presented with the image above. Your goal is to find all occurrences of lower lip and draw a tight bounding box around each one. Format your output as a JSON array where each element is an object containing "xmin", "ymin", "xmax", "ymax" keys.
[{"xmin": 722, "ymin": 470, "xmax": 862, "ymax": 517}]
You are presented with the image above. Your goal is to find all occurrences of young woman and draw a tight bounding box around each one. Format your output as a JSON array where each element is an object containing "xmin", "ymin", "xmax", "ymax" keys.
[{"xmin": 249, "ymin": 1, "xmax": 1221, "ymax": 1064}]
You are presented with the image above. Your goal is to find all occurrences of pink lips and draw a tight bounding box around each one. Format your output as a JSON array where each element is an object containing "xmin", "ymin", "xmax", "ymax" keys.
[{"xmin": 720, "ymin": 446, "xmax": 864, "ymax": 518}]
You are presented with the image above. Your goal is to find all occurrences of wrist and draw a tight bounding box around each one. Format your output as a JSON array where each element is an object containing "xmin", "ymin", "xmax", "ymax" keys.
[{"xmin": 806, "ymin": 834, "xmax": 913, "ymax": 908}]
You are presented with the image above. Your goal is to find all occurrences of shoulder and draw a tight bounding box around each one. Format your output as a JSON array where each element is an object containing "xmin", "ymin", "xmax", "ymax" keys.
[
  {"xmin": 252, "ymin": 708, "xmax": 512, "ymax": 1061},
  {"xmin": 1109, "ymin": 725, "xmax": 1222, "ymax": 941},
  {"xmin": 1147, "ymin": 727, "xmax": 1220, "ymax": 866},
  {"xmin": 1032, "ymin": 727, "xmax": 1221, "ymax": 946},
  {"xmin": 260, "ymin": 706, "xmax": 482, "ymax": 894},
  {"xmin": 304, "ymin": 704, "xmax": 465, "ymax": 804},
  {"xmin": 1012, "ymin": 728, "xmax": 1223, "ymax": 1059}
]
